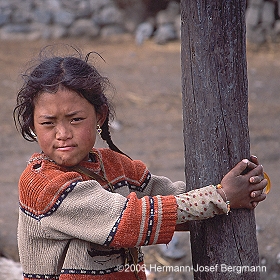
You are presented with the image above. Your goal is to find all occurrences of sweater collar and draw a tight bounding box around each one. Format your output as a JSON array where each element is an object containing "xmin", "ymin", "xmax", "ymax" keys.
[{"xmin": 28, "ymin": 148, "xmax": 102, "ymax": 174}]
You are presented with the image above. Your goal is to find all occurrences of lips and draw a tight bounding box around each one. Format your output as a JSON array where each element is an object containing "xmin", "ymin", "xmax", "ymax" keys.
[
  {"xmin": 57, "ymin": 146, "xmax": 73, "ymax": 151},
  {"xmin": 55, "ymin": 144, "xmax": 77, "ymax": 151}
]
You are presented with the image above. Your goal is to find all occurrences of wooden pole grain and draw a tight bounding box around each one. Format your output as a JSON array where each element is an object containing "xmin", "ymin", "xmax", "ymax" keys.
[{"xmin": 181, "ymin": 1, "xmax": 260, "ymax": 279}]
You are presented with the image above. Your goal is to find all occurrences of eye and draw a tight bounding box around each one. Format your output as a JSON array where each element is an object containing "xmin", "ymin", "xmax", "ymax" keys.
[
  {"xmin": 40, "ymin": 121, "xmax": 54, "ymax": 126},
  {"xmin": 71, "ymin": 117, "xmax": 85, "ymax": 123}
]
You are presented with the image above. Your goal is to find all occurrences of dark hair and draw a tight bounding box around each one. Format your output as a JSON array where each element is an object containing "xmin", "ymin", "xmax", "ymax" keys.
[{"xmin": 13, "ymin": 49, "xmax": 129, "ymax": 158}]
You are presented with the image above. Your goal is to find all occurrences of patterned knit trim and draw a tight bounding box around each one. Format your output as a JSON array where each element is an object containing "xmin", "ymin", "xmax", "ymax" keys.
[
  {"xmin": 95, "ymin": 148, "xmax": 151, "ymax": 191},
  {"xmin": 151, "ymin": 195, "xmax": 163, "ymax": 244},
  {"xmin": 23, "ymin": 263, "xmax": 145, "ymax": 278},
  {"xmin": 19, "ymin": 180, "xmax": 80, "ymax": 220},
  {"xmin": 103, "ymin": 199, "xmax": 129, "ymax": 246},
  {"xmin": 61, "ymin": 258, "xmax": 145, "ymax": 276},
  {"xmin": 111, "ymin": 172, "xmax": 151, "ymax": 192},
  {"xmin": 27, "ymin": 154, "xmax": 55, "ymax": 164},
  {"xmin": 136, "ymin": 196, "xmax": 160, "ymax": 246},
  {"xmin": 143, "ymin": 197, "xmax": 154, "ymax": 245},
  {"xmin": 23, "ymin": 273, "xmax": 59, "ymax": 279},
  {"xmin": 23, "ymin": 264, "xmax": 146, "ymax": 279},
  {"xmin": 60, "ymin": 264, "xmax": 135, "ymax": 275}
]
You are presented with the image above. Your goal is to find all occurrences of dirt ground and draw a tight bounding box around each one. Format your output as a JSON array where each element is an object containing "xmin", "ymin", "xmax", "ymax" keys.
[{"xmin": 0, "ymin": 35, "xmax": 279, "ymax": 279}]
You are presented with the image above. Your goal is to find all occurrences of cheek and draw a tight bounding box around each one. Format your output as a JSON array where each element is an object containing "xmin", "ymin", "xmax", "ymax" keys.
[
  {"xmin": 36, "ymin": 132, "xmax": 52, "ymax": 150},
  {"xmin": 83, "ymin": 118, "xmax": 98, "ymax": 140},
  {"xmin": 80, "ymin": 127, "xmax": 97, "ymax": 145}
]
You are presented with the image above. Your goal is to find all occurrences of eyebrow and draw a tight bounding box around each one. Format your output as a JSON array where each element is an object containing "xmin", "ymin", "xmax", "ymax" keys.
[{"xmin": 38, "ymin": 110, "xmax": 85, "ymax": 119}]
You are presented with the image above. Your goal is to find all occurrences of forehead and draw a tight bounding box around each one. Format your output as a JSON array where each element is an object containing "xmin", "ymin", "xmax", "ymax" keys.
[{"xmin": 34, "ymin": 88, "xmax": 94, "ymax": 115}]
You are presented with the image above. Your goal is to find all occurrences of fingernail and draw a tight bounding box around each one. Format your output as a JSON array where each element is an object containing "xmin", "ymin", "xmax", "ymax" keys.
[
  {"xmin": 242, "ymin": 159, "xmax": 249, "ymax": 164},
  {"xmin": 252, "ymin": 155, "xmax": 257, "ymax": 159}
]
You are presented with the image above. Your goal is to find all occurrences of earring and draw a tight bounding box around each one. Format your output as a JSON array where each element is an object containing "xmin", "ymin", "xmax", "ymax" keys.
[
  {"xmin": 30, "ymin": 130, "xmax": 37, "ymax": 141},
  {"xmin": 97, "ymin": 124, "xmax": 102, "ymax": 135}
]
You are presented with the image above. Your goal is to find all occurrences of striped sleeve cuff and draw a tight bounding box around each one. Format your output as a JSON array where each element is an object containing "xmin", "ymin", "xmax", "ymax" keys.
[{"xmin": 109, "ymin": 193, "xmax": 177, "ymax": 247}]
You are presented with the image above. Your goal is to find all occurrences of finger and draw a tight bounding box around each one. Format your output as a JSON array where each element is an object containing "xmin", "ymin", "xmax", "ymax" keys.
[
  {"xmin": 246, "ymin": 201, "xmax": 257, "ymax": 210},
  {"xmin": 247, "ymin": 164, "xmax": 264, "ymax": 179},
  {"xmin": 251, "ymin": 201, "xmax": 258, "ymax": 208},
  {"xmin": 250, "ymin": 190, "xmax": 262, "ymax": 198},
  {"xmin": 239, "ymin": 159, "xmax": 258, "ymax": 175},
  {"xmin": 232, "ymin": 159, "xmax": 254, "ymax": 176},
  {"xmin": 246, "ymin": 160, "xmax": 258, "ymax": 172},
  {"xmin": 249, "ymin": 179, "xmax": 268, "ymax": 192},
  {"xmin": 250, "ymin": 189, "xmax": 266, "ymax": 198},
  {"xmin": 251, "ymin": 193, "xmax": 266, "ymax": 203},
  {"xmin": 250, "ymin": 155, "xmax": 259, "ymax": 165},
  {"xmin": 249, "ymin": 174, "xmax": 264, "ymax": 184}
]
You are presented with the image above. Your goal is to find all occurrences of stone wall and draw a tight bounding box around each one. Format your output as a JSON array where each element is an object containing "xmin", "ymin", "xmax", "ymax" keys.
[
  {"xmin": 0, "ymin": 0, "xmax": 279, "ymax": 45},
  {"xmin": 0, "ymin": 0, "xmax": 180, "ymax": 43},
  {"xmin": 0, "ymin": 0, "xmax": 140, "ymax": 40},
  {"xmin": 246, "ymin": 0, "xmax": 280, "ymax": 45}
]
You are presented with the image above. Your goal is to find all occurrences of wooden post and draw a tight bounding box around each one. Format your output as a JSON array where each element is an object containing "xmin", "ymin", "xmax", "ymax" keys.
[{"xmin": 181, "ymin": 1, "xmax": 260, "ymax": 279}]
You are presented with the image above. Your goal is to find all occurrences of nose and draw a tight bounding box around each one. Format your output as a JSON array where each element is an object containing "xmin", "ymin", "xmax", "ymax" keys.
[{"xmin": 55, "ymin": 123, "xmax": 73, "ymax": 140}]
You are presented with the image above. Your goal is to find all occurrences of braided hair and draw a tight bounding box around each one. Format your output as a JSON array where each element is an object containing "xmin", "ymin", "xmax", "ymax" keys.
[{"xmin": 13, "ymin": 49, "xmax": 130, "ymax": 159}]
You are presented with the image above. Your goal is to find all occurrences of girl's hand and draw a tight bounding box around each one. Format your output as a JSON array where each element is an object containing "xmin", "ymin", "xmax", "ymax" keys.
[{"xmin": 219, "ymin": 157, "xmax": 267, "ymax": 210}]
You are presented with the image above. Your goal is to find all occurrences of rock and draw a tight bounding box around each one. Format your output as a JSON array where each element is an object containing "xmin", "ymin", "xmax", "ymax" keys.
[
  {"xmin": 62, "ymin": 0, "xmax": 93, "ymax": 18},
  {"xmin": 156, "ymin": 1, "xmax": 180, "ymax": 26},
  {"xmin": 135, "ymin": 21, "xmax": 154, "ymax": 45},
  {"xmin": 0, "ymin": 24, "xmax": 42, "ymax": 40},
  {"xmin": 174, "ymin": 14, "xmax": 181, "ymax": 39},
  {"xmin": 53, "ymin": 10, "xmax": 75, "ymax": 27},
  {"xmin": 94, "ymin": 5, "xmax": 123, "ymax": 26},
  {"xmin": 275, "ymin": 20, "xmax": 280, "ymax": 35},
  {"xmin": 89, "ymin": 0, "xmax": 113, "ymax": 14},
  {"xmin": 149, "ymin": 1, "xmax": 180, "ymax": 45},
  {"xmin": 246, "ymin": 5, "xmax": 262, "ymax": 28},
  {"xmin": 276, "ymin": 252, "xmax": 280, "ymax": 265},
  {"xmin": 121, "ymin": 2, "xmax": 146, "ymax": 33},
  {"xmin": 110, "ymin": 120, "xmax": 123, "ymax": 131},
  {"xmin": 154, "ymin": 23, "xmax": 177, "ymax": 45},
  {"xmin": 0, "ymin": 257, "xmax": 22, "ymax": 280},
  {"xmin": 0, "ymin": 12, "xmax": 9, "ymax": 26},
  {"xmin": 158, "ymin": 232, "xmax": 188, "ymax": 260},
  {"xmin": 249, "ymin": 0, "xmax": 264, "ymax": 6},
  {"xmin": 44, "ymin": 0, "xmax": 61, "ymax": 10},
  {"xmin": 49, "ymin": 24, "xmax": 68, "ymax": 39},
  {"xmin": 68, "ymin": 19, "xmax": 99, "ymax": 37},
  {"xmin": 100, "ymin": 24, "xmax": 125, "ymax": 37},
  {"xmin": 32, "ymin": 9, "xmax": 52, "ymax": 24},
  {"xmin": 247, "ymin": 25, "xmax": 266, "ymax": 45},
  {"xmin": 261, "ymin": 1, "xmax": 275, "ymax": 27}
]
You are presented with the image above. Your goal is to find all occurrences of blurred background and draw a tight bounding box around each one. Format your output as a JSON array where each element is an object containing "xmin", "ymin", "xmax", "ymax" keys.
[{"xmin": 0, "ymin": 0, "xmax": 279, "ymax": 279}]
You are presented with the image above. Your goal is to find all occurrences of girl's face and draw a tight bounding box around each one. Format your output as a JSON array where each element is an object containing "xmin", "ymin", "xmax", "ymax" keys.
[{"xmin": 33, "ymin": 88, "xmax": 106, "ymax": 166}]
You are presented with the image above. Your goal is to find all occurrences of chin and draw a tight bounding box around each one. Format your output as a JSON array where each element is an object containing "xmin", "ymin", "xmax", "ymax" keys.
[{"xmin": 55, "ymin": 158, "xmax": 79, "ymax": 167}]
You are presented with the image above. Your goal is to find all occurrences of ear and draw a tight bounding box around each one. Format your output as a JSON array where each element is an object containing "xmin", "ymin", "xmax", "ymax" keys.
[{"xmin": 96, "ymin": 104, "xmax": 108, "ymax": 127}]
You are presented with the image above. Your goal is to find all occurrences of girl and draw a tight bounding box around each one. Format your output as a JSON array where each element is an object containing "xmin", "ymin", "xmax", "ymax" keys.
[{"xmin": 13, "ymin": 51, "xmax": 267, "ymax": 280}]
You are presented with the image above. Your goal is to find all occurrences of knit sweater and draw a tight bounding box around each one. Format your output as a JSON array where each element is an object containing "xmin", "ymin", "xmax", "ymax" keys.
[{"xmin": 18, "ymin": 148, "xmax": 227, "ymax": 280}]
